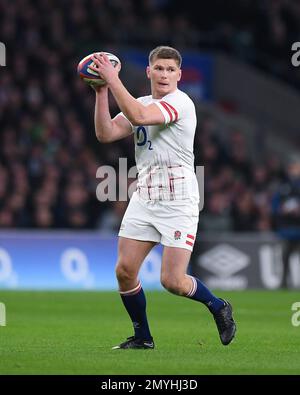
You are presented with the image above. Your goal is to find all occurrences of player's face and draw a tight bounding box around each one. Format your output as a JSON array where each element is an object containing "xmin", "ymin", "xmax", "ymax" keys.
[{"xmin": 147, "ymin": 58, "xmax": 181, "ymax": 99}]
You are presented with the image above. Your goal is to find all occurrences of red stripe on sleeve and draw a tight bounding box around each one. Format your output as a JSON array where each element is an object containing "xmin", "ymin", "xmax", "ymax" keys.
[
  {"xmin": 162, "ymin": 101, "xmax": 178, "ymax": 122},
  {"xmin": 160, "ymin": 101, "xmax": 173, "ymax": 123},
  {"xmin": 186, "ymin": 240, "xmax": 194, "ymax": 247}
]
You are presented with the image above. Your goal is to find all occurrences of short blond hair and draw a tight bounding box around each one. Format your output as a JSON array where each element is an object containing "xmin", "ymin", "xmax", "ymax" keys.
[{"xmin": 149, "ymin": 46, "xmax": 182, "ymax": 68}]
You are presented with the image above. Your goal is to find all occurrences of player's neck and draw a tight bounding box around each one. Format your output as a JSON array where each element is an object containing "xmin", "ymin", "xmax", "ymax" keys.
[{"xmin": 152, "ymin": 87, "xmax": 178, "ymax": 99}]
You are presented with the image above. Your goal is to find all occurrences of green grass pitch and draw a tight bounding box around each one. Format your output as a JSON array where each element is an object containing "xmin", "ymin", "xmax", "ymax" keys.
[{"xmin": 0, "ymin": 290, "xmax": 300, "ymax": 375}]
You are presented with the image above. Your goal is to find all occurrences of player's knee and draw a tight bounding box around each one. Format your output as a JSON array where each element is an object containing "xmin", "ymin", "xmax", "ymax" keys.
[
  {"xmin": 115, "ymin": 261, "xmax": 136, "ymax": 283},
  {"xmin": 161, "ymin": 276, "xmax": 185, "ymax": 296}
]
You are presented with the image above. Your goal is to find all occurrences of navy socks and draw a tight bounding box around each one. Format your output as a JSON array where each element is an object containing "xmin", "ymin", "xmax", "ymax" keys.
[
  {"xmin": 120, "ymin": 281, "xmax": 152, "ymax": 340},
  {"xmin": 186, "ymin": 276, "xmax": 225, "ymax": 314}
]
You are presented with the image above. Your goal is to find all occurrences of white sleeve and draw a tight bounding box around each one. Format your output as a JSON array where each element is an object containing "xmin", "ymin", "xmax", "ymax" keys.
[
  {"xmin": 155, "ymin": 101, "xmax": 178, "ymax": 124},
  {"xmin": 154, "ymin": 93, "xmax": 190, "ymax": 124}
]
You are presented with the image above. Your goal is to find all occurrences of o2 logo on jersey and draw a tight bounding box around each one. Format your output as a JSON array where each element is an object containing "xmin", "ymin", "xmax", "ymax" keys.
[{"xmin": 136, "ymin": 126, "xmax": 153, "ymax": 150}]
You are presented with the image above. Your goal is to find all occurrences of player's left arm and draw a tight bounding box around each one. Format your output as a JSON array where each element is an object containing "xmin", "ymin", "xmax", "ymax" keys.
[{"xmin": 89, "ymin": 53, "xmax": 165, "ymax": 126}]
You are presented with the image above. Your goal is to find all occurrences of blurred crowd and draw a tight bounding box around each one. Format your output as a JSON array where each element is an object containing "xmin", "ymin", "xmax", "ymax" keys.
[
  {"xmin": 0, "ymin": 0, "xmax": 299, "ymax": 232},
  {"xmin": 195, "ymin": 116, "xmax": 287, "ymax": 232}
]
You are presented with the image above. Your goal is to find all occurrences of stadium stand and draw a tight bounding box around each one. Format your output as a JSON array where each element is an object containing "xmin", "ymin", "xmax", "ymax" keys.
[{"xmin": 0, "ymin": 0, "xmax": 299, "ymax": 232}]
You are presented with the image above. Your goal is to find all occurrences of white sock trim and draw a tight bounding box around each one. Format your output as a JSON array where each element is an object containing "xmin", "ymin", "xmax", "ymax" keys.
[
  {"xmin": 119, "ymin": 281, "xmax": 142, "ymax": 296},
  {"xmin": 186, "ymin": 276, "xmax": 197, "ymax": 297}
]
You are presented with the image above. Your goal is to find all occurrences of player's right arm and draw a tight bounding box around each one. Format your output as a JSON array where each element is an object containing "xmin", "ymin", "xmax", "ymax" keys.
[{"xmin": 93, "ymin": 85, "xmax": 133, "ymax": 143}]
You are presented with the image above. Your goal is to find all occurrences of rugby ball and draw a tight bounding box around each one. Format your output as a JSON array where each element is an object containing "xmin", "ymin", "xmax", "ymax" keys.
[{"xmin": 77, "ymin": 52, "xmax": 121, "ymax": 86}]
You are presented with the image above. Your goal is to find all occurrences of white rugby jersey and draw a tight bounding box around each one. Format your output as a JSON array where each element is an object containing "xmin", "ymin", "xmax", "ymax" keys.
[{"xmin": 120, "ymin": 88, "xmax": 199, "ymax": 201}]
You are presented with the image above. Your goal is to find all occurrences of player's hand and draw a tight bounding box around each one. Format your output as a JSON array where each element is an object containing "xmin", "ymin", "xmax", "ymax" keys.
[{"xmin": 90, "ymin": 52, "xmax": 120, "ymax": 85}]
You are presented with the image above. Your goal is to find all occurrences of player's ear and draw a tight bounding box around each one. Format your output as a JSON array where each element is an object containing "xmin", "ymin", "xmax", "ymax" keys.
[
  {"xmin": 177, "ymin": 69, "xmax": 182, "ymax": 82},
  {"xmin": 146, "ymin": 66, "xmax": 151, "ymax": 79}
]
